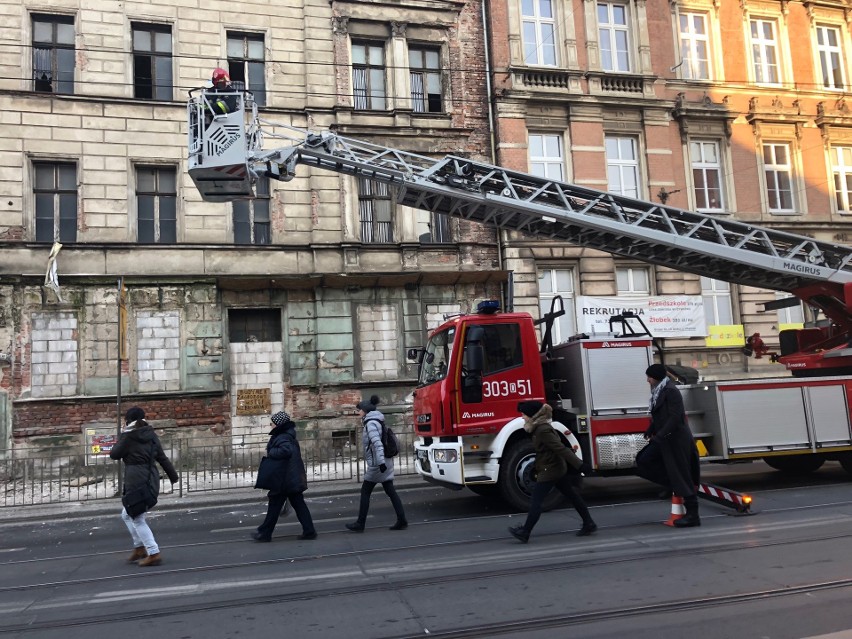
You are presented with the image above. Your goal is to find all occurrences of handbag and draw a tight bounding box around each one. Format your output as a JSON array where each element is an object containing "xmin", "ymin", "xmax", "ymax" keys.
[
  {"xmin": 121, "ymin": 442, "xmax": 157, "ymax": 518},
  {"xmin": 254, "ymin": 456, "xmax": 286, "ymax": 492}
]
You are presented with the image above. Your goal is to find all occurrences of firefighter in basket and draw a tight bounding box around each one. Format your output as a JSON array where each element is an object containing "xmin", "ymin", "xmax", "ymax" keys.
[{"xmin": 203, "ymin": 67, "xmax": 239, "ymax": 126}]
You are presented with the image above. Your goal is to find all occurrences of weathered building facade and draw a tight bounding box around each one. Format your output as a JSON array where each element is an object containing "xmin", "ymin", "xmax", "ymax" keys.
[
  {"xmin": 487, "ymin": 0, "xmax": 852, "ymax": 378},
  {"xmin": 0, "ymin": 0, "xmax": 497, "ymax": 450}
]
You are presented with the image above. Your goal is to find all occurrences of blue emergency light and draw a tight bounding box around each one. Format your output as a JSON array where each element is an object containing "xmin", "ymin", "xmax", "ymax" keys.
[{"xmin": 477, "ymin": 300, "xmax": 500, "ymax": 314}]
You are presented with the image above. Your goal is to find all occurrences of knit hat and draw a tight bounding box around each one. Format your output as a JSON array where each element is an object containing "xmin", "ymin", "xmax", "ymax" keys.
[
  {"xmin": 125, "ymin": 406, "xmax": 145, "ymax": 424},
  {"xmin": 645, "ymin": 364, "xmax": 668, "ymax": 381},
  {"xmin": 356, "ymin": 394, "xmax": 380, "ymax": 412},
  {"xmin": 271, "ymin": 411, "xmax": 290, "ymax": 426},
  {"xmin": 517, "ymin": 401, "xmax": 544, "ymax": 418}
]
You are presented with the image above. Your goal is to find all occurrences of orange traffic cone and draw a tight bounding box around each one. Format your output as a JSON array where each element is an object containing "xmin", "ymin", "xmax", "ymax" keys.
[{"xmin": 663, "ymin": 495, "xmax": 686, "ymax": 527}]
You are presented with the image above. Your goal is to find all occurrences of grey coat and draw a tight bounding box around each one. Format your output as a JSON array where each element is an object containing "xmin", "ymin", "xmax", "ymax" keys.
[{"xmin": 362, "ymin": 410, "xmax": 394, "ymax": 483}]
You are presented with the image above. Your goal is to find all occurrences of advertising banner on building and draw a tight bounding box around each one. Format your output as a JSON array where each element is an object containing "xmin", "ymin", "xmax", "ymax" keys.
[{"xmin": 576, "ymin": 296, "xmax": 707, "ymax": 338}]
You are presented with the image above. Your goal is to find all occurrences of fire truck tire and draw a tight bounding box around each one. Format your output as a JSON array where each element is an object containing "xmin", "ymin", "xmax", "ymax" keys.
[
  {"xmin": 837, "ymin": 454, "xmax": 852, "ymax": 477},
  {"xmin": 498, "ymin": 439, "xmax": 564, "ymax": 512},
  {"xmin": 763, "ymin": 455, "xmax": 825, "ymax": 474}
]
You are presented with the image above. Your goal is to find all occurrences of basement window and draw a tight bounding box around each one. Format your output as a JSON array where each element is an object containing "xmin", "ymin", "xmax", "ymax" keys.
[{"xmin": 228, "ymin": 308, "xmax": 281, "ymax": 342}]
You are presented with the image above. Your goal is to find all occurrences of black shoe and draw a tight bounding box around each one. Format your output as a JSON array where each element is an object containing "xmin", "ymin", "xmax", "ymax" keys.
[
  {"xmin": 673, "ymin": 514, "xmax": 701, "ymax": 528},
  {"xmin": 508, "ymin": 525, "xmax": 529, "ymax": 543},
  {"xmin": 298, "ymin": 531, "xmax": 318, "ymax": 540},
  {"xmin": 389, "ymin": 521, "xmax": 408, "ymax": 531},
  {"xmin": 345, "ymin": 522, "xmax": 365, "ymax": 532},
  {"xmin": 251, "ymin": 531, "xmax": 271, "ymax": 542},
  {"xmin": 576, "ymin": 522, "xmax": 598, "ymax": 537}
]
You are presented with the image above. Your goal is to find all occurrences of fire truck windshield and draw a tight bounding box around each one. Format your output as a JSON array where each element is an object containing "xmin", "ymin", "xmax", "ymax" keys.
[{"xmin": 418, "ymin": 327, "xmax": 456, "ymax": 386}]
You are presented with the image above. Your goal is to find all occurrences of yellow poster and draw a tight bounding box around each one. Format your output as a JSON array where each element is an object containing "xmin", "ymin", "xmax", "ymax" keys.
[{"xmin": 705, "ymin": 324, "xmax": 745, "ymax": 347}]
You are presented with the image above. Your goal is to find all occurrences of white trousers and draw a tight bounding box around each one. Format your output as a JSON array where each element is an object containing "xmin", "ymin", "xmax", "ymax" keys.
[{"xmin": 120, "ymin": 507, "xmax": 159, "ymax": 555}]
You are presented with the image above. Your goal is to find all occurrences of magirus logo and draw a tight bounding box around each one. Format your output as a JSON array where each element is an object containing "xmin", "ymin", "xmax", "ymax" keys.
[
  {"xmin": 601, "ymin": 341, "xmax": 633, "ymax": 348},
  {"xmin": 462, "ymin": 411, "xmax": 495, "ymax": 419}
]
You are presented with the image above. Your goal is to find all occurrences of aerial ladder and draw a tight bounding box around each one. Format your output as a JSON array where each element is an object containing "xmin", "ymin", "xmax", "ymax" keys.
[{"xmin": 187, "ymin": 88, "xmax": 852, "ymax": 376}]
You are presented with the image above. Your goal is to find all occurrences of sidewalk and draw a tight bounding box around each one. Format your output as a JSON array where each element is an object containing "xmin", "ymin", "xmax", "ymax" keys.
[{"xmin": 0, "ymin": 474, "xmax": 428, "ymax": 525}]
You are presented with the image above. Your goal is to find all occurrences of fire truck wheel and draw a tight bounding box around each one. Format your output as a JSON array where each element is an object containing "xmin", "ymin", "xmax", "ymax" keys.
[
  {"xmin": 837, "ymin": 454, "xmax": 852, "ymax": 477},
  {"xmin": 763, "ymin": 455, "xmax": 825, "ymax": 474},
  {"xmin": 498, "ymin": 438, "xmax": 564, "ymax": 512}
]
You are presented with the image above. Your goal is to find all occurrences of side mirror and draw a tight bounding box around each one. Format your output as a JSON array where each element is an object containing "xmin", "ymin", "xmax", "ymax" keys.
[{"xmin": 407, "ymin": 348, "xmax": 425, "ymax": 363}]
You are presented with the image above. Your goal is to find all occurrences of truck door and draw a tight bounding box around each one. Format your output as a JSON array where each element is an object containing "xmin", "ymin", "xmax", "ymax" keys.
[{"xmin": 456, "ymin": 321, "xmax": 538, "ymax": 433}]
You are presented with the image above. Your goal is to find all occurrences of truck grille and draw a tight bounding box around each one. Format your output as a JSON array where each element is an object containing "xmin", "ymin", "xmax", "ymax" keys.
[{"xmin": 596, "ymin": 434, "xmax": 646, "ymax": 470}]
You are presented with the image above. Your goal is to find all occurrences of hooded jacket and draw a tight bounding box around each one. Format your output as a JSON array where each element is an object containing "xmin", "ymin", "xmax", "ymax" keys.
[
  {"xmin": 265, "ymin": 420, "xmax": 308, "ymax": 494},
  {"xmin": 110, "ymin": 420, "xmax": 178, "ymax": 508},
  {"xmin": 362, "ymin": 409, "xmax": 394, "ymax": 483},
  {"xmin": 524, "ymin": 404, "xmax": 583, "ymax": 483}
]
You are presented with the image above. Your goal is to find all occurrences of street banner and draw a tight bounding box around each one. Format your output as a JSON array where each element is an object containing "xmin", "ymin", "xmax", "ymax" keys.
[{"xmin": 576, "ymin": 295, "xmax": 707, "ymax": 338}]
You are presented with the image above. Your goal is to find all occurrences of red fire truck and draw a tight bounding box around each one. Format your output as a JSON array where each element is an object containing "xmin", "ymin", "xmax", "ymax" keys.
[{"xmin": 187, "ymin": 90, "xmax": 852, "ymax": 509}]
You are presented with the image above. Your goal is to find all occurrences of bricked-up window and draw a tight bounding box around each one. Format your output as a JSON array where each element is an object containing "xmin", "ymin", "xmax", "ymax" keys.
[
  {"xmin": 32, "ymin": 14, "xmax": 75, "ymax": 94},
  {"xmin": 136, "ymin": 166, "xmax": 177, "ymax": 243},
  {"xmin": 605, "ymin": 135, "xmax": 640, "ymax": 198},
  {"xmin": 529, "ymin": 134, "xmax": 564, "ymax": 181},
  {"xmin": 750, "ymin": 18, "xmax": 780, "ymax": 85},
  {"xmin": 357, "ymin": 304, "xmax": 400, "ymax": 381},
  {"xmin": 701, "ymin": 277, "xmax": 732, "ymax": 325},
  {"xmin": 598, "ymin": 2, "xmax": 630, "ymax": 72},
  {"xmin": 234, "ymin": 177, "xmax": 270, "ymax": 244},
  {"xmin": 358, "ymin": 178, "xmax": 393, "ymax": 242},
  {"xmin": 31, "ymin": 311, "xmax": 78, "ymax": 398},
  {"xmin": 538, "ymin": 268, "xmax": 575, "ymax": 343},
  {"xmin": 678, "ymin": 11, "xmax": 710, "ymax": 80},
  {"xmin": 817, "ymin": 25, "xmax": 845, "ymax": 90},
  {"xmin": 352, "ymin": 41, "xmax": 386, "ymax": 110},
  {"xmin": 521, "ymin": 0, "xmax": 557, "ymax": 65},
  {"xmin": 136, "ymin": 310, "xmax": 180, "ymax": 393},
  {"xmin": 832, "ymin": 146, "xmax": 852, "ymax": 213},
  {"xmin": 409, "ymin": 47, "xmax": 442, "ymax": 112},
  {"xmin": 228, "ymin": 308, "xmax": 281, "ymax": 342},
  {"xmin": 132, "ymin": 23, "xmax": 173, "ymax": 101},
  {"xmin": 34, "ymin": 161, "xmax": 77, "ymax": 243},
  {"xmin": 690, "ymin": 140, "xmax": 725, "ymax": 213},
  {"xmin": 763, "ymin": 143, "xmax": 795, "ymax": 213},
  {"xmin": 227, "ymin": 32, "xmax": 266, "ymax": 106}
]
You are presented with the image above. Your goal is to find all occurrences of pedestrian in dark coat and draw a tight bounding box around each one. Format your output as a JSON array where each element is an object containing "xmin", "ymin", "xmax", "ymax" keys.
[
  {"xmin": 635, "ymin": 364, "xmax": 701, "ymax": 527},
  {"xmin": 345, "ymin": 395, "xmax": 407, "ymax": 532},
  {"xmin": 508, "ymin": 401, "xmax": 597, "ymax": 543},
  {"xmin": 252, "ymin": 411, "xmax": 317, "ymax": 542},
  {"xmin": 110, "ymin": 406, "xmax": 178, "ymax": 567}
]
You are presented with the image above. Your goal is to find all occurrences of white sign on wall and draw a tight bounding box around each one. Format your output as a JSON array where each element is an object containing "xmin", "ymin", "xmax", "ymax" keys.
[{"xmin": 576, "ymin": 296, "xmax": 707, "ymax": 338}]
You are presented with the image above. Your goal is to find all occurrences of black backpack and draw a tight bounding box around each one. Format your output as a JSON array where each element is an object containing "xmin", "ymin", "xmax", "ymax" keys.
[{"xmin": 369, "ymin": 419, "xmax": 400, "ymax": 458}]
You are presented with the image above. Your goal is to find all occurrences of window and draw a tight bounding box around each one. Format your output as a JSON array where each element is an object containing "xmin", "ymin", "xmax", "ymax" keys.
[
  {"xmin": 750, "ymin": 19, "xmax": 779, "ymax": 85},
  {"xmin": 776, "ymin": 293, "xmax": 804, "ymax": 325},
  {"xmin": 816, "ymin": 25, "xmax": 844, "ymax": 91},
  {"xmin": 358, "ymin": 178, "xmax": 393, "ymax": 242},
  {"xmin": 234, "ymin": 177, "xmax": 270, "ymax": 244},
  {"xmin": 136, "ymin": 166, "xmax": 177, "ymax": 243},
  {"xmin": 690, "ymin": 140, "xmax": 724, "ymax": 212},
  {"xmin": 679, "ymin": 11, "xmax": 709, "ymax": 80},
  {"xmin": 409, "ymin": 47, "xmax": 442, "ymax": 113},
  {"xmin": 475, "ymin": 324, "xmax": 524, "ymax": 376},
  {"xmin": 352, "ymin": 41, "xmax": 386, "ymax": 110},
  {"xmin": 228, "ymin": 308, "xmax": 282, "ymax": 342},
  {"xmin": 228, "ymin": 32, "xmax": 266, "ymax": 106},
  {"xmin": 417, "ymin": 211, "xmax": 451, "ymax": 243},
  {"xmin": 521, "ymin": 0, "xmax": 557, "ymax": 66},
  {"xmin": 701, "ymin": 277, "xmax": 732, "ymax": 325},
  {"xmin": 616, "ymin": 266, "xmax": 650, "ymax": 296},
  {"xmin": 132, "ymin": 23, "xmax": 172, "ymax": 101},
  {"xmin": 33, "ymin": 162, "xmax": 77, "ymax": 243},
  {"xmin": 762, "ymin": 143, "xmax": 794, "ymax": 213},
  {"xmin": 832, "ymin": 146, "xmax": 852, "ymax": 213},
  {"xmin": 418, "ymin": 327, "xmax": 455, "ymax": 386},
  {"xmin": 529, "ymin": 134, "xmax": 564, "ymax": 181},
  {"xmin": 32, "ymin": 14, "xmax": 74, "ymax": 94},
  {"xmin": 598, "ymin": 2, "xmax": 630, "ymax": 72},
  {"xmin": 538, "ymin": 268, "xmax": 575, "ymax": 343},
  {"xmin": 606, "ymin": 136, "xmax": 640, "ymax": 198}
]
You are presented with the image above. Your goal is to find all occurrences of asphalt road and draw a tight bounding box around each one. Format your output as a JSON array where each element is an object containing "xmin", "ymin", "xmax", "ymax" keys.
[{"xmin": 2, "ymin": 462, "xmax": 852, "ymax": 639}]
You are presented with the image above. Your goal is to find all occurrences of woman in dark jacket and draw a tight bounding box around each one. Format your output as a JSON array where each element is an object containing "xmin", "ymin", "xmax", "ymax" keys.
[
  {"xmin": 252, "ymin": 411, "xmax": 317, "ymax": 542},
  {"xmin": 636, "ymin": 364, "xmax": 701, "ymax": 527},
  {"xmin": 110, "ymin": 406, "xmax": 178, "ymax": 567},
  {"xmin": 508, "ymin": 401, "xmax": 596, "ymax": 543}
]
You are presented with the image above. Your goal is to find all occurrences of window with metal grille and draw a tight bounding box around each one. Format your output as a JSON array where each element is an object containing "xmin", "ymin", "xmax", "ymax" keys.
[
  {"xmin": 33, "ymin": 162, "xmax": 77, "ymax": 243},
  {"xmin": 233, "ymin": 177, "xmax": 271, "ymax": 245},
  {"xmin": 32, "ymin": 14, "xmax": 75, "ymax": 94},
  {"xmin": 352, "ymin": 41, "xmax": 386, "ymax": 110},
  {"xmin": 409, "ymin": 47, "xmax": 442, "ymax": 112},
  {"xmin": 132, "ymin": 23, "xmax": 173, "ymax": 100},
  {"xmin": 417, "ymin": 210, "xmax": 451, "ymax": 243},
  {"xmin": 228, "ymin": 308, "xmax": 281, "ymax": 342},
  {"xmin": 136, "ymin": 166, "xmax": 177, "ymax": 243},
  {"xmin": 358, "ymin": 178, "xmax": 393, "ymax": 243},
  {"xmin": 227, "ymin": 32, "xmax": 266, "ymax": 106}
]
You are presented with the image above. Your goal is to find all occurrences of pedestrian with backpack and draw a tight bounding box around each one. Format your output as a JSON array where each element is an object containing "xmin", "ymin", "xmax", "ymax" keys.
[{"xmin": 345, "ymin": 395, "xmax": 408, "ymax": 532}]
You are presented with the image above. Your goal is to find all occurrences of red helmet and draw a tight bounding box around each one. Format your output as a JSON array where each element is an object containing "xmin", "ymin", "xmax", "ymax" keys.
[{"xmin": 212, "ymin": 67, "xmax": 231, "ymax": 89}]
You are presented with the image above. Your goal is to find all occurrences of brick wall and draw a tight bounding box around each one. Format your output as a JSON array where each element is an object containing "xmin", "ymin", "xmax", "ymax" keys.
[{"xmin": 31, "ymin": 312, "xmax": 78, "ymax": 398}]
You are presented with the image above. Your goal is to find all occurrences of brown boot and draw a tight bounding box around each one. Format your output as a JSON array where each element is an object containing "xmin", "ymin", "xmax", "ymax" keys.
[
  {"xmin": 128, "ymin": 546, "xmax": 148, "ymax": 563},
  {"xmin": 138, "ymin": 553, "xmax": 162, "ymax": 567}
]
